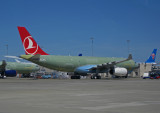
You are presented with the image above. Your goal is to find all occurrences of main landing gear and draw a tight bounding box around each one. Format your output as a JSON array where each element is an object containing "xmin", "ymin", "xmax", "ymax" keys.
[
  {"xmin": 71, "ymin": 75, "xmax": 81, "ymax": 79},
  {"xmin": 70, "ymin": 74, "xmax": 102, "ymax": 79}
]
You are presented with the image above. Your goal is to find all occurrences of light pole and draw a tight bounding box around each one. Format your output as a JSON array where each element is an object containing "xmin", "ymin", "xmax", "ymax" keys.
[
  {"xmin": 127, "ymin": 40, "xmax": 130, "ymax": 54},
  {"xmin": 5, "ymin": 44, "xmax": 8, "ymax": 61},
  {"xmin": 90, "ymin": 37, "xmax": 94, "ymax": 56}
]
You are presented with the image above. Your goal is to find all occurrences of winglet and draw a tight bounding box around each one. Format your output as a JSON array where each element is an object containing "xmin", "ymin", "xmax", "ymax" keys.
[
  {"xmin": 128, "ymin": 54, "xmax": 132, "ymax": 60},
  {"xmin": 114, "ymin": 54, "xmax": 132, "ymax": 65},
  {"xmin": 0, "ymin": 60, "xmax": 7, "ymax": 70},
  {"xmin": 2, "ymin": 60, "xmax": 7, "ymax": 67}
]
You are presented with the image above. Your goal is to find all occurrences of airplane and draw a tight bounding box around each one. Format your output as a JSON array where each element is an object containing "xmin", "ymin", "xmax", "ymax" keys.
[
  {"xmin": 0, "ymin": 59, "xmax": 40, "ymax": 78},
  {"xmin": 145, "ymin": 49, "xmax": 157, "ymax": 64},
  {"xmin": 18, "ymin": 26, "xmax": 138, "ymax": 79}
]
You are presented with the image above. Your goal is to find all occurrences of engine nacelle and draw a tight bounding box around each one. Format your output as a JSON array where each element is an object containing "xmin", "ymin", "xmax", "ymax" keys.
[
  {"xmin": 109, "ymin": 67, "xmax": 127, "ymax": 76},
  {"xmin": 5, "ymin": 70, "xmax": 17, "ymax": 77}
]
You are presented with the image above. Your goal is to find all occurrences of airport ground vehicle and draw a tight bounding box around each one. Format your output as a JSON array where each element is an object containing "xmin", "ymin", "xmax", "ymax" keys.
[
  {"xmin": 142, "ymin": 71, "xmax": 160, "ymax": 79},
  {"xmin": 149, "ymin": 71, "xmax": 160, "ymax": 79},
  {"xmin": 41, "ymin": 75, "xmax": 51, "ymax": 79},
  {"xmin": 150, "ymin": 76, "xmax": 160, "ymax": 79},
  {"xmin": 142, "ymin": 73, "xmax": 150, "ymax": 79}
]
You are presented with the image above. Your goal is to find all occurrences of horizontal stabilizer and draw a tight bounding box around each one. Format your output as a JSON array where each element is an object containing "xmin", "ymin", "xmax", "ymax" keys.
[
  {"xmin": 20, "ymin": 54, "xmax": 40, "ymax": 61},
  {"xmin": 30, "ymin": 54, "xmax": 41, "ymax": 61}
]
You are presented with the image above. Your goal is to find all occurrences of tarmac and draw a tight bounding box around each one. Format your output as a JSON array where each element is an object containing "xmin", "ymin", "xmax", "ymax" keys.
[{"xmin": 0, "ymin": 78, "xmax": 160, "ymax": 113}]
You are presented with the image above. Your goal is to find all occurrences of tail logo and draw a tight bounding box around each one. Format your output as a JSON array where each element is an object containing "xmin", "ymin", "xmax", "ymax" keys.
[
  {"xmin": 151, "ymin": 53, "xmax": 155, "ymax": 60},
  {"xmin": 23, "ymin": 36, "xmax": 38, "ymax": 55}
]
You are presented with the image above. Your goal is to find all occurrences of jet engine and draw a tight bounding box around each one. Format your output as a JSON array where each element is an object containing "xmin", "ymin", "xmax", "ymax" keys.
[
  {"xmin": 5, "ymin": 70, "xmax": 17, "ymax": 77},
  {"xmin": 109, "ymin": 67, "xmax": 128, "ymax": 77}
]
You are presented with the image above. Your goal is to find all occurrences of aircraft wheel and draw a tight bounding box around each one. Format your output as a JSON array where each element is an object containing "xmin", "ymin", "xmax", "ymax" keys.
[
  {"xmin": 71, "ymin": 75, "xmax": 80, "ymax": 79},
  {"xmin": 115, "ymin": 76, "xmax": 120, "ymax": 78},
  {"xmin": 97, "ymin": 75, "xmax": 101, "ymax": 79},
  {"xmin": 91, "ymin": 76, "xmax": 95, "ymax": 79},
  {"xmin": 71, "ymin": 76, "xmax": 74, "ymax": 79},
  {"xmin": 91, "ymin": 75, "xmax": 101, "ymax": 79},
  {"xmin": 76, "ymin": 75, "xmax": 81, "ymax": 79},
  {"xmin": 125, "ymin": 74, "xmax": 128, "ymax": 78}
]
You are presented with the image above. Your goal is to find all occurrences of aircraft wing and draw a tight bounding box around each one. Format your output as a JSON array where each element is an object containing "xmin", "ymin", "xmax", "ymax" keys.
[
  {"xmin": 89, "ymin": 54, "xmax": 132, "ymax": 70},
  {"xmin": 5, "ymin": 56, "xmax": 22, "ymax": 60}
]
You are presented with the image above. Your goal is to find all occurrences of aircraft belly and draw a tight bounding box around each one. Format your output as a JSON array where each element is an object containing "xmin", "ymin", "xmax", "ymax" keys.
[
  {"xmin": 34, "ymin": 55, "xmax": 137, "ymax": 73},
  {"xmin": 58, "ymin": 62, "xmax": 75, "ymax": 72}
]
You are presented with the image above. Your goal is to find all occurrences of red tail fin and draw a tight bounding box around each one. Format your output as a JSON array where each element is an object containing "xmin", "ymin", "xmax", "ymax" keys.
[{"xmin": 17, "ymin": 26, "xmax": 49, "ymax": 55}]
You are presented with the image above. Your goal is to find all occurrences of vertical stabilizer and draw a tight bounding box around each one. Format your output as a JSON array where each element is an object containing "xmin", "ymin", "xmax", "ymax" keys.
[
  {"xmin": 17, "ymin": 26, "xmax": 49, "ymax": 55},
  {"xmin": 145, "ymin": 49, "xmax": 157, "ymax": 63}
]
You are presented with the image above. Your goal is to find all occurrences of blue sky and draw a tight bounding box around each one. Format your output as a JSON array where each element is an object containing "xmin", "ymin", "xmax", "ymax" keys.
[{"xmin": 0, "ymin": 0, "xmax": 160, "ymax": 62}]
